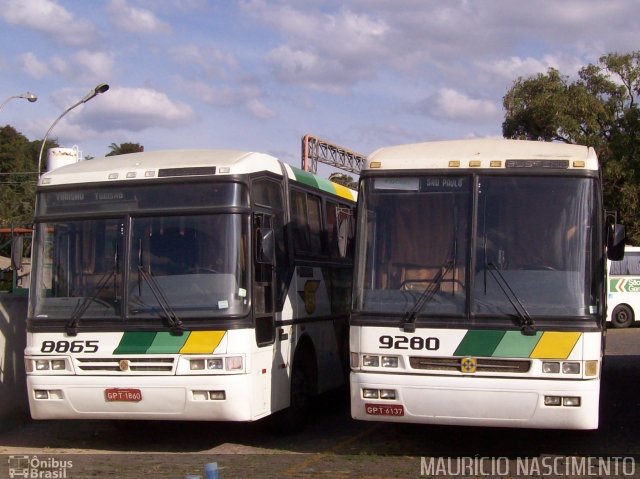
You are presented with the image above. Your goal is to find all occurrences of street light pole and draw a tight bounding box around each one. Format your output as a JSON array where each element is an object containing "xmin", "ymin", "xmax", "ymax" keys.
[
  {"xmin": 0, "ymin": 92, "xmax": 38, "ymax": 112},
  {"xmin": 37, "ymin": 83, "xmax": 109, "ymax": 175}
]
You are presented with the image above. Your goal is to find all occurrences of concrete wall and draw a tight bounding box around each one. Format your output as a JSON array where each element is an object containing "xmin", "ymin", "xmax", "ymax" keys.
[{"xmin": 0, "ymin": 293, "xmax": 29, "ymax": 431}]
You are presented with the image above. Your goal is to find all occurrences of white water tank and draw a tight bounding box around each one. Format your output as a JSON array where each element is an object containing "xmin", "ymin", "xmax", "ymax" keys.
[{"xmin": 47, "ymin": 146, "xmax": 82, "ymax": 172}]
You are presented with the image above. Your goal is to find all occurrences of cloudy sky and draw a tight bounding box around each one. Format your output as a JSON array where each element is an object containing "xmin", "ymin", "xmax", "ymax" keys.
[{"xmin": 1, "ymin": 0, "xmax": 639, "ymax": 174}]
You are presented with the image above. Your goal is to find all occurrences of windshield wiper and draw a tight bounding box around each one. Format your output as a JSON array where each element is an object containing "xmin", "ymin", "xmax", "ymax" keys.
[
  {"xmin": 66, "ymin": 241, "xmax": 119, "ymax": 336},
  {"xmin": 66, "ymin": 270, "xmax": 115, "ymax": 336},
  {"xmin": 402, "ymin": 260, "xmax": 454, "ymax": 333},
  {"xmin": 137, "ymin": 265, "xmax": 184, "ymax": 335},
  {"xmin": 485, "ymin": 262, "xmax": 536, "ymax": 336}
]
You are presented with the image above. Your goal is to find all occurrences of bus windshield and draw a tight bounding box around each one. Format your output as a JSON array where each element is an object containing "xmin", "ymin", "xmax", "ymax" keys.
[
  {"xmin": 31, "ymin": 213, "xmax": 249, "ymax": 322},
  {"xmin": 354, "ymin": 175, "xmax": 598, "ymax": 320}
]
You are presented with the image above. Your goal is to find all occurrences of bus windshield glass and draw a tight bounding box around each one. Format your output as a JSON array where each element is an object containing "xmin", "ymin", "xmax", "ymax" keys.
[
  {"xmin": 128, "ymin": 214, "xmax": 248, "ymax": 319},
  {"xmin": 30, "ymin": 182, "xmax": 250, "ymax": 323},
  {"xmin": 354, "ymin": 175, "xmax": 598, "ymax": 320},
  {"xmin": 355, "ymin": 176, "xmax": 471, "ymax": 316}
]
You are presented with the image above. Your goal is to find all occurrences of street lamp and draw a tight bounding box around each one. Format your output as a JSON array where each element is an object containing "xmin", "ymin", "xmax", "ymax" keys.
[
  {"xmin": 37, "ymin": 83, "xmax": 109, "ymax": 175},
  {"xmin": 0, "ymin": 92, "xmax": 38, "ymax": 111}
]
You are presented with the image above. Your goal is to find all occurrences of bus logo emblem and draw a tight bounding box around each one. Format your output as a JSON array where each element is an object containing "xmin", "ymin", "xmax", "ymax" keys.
[
  {"xmin": 118, "ymin": 360, "xmax": 130, "ymax": 372},
  {"xmin": 460, "ymin": 357, "xmax": 477, "ymax": 373},
  {"xmin": 302, "ymin": 280, "xmax": 320, "ymax": 315}
]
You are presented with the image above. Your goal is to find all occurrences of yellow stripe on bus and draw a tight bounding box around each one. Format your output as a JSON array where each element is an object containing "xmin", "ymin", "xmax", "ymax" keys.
[
  {"xmin": 530, "ymin": 331, "xmax": 581, "ymax": 359},
  {"xmin": 332, "ymin": 183, "xmax": 356, "ymax": 200},
  {"xmin": 179, "ymin": 331, "xmax": 226, "ymax": 354}
]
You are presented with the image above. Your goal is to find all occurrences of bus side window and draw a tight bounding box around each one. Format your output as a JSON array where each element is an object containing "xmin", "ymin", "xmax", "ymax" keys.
[
  {"xmin": 290, "ymin": 190, "xmax": 310, "ymax": 252},
  {"xmin": 610, "ymin": 252, "xmax": 640, "ymax": 275},
  {"xmin": 289, "ymin": 189, "xmax": 324, "ymax": 256},
  {"xmin": 307, "ymin": 194, "xmax": 323, "ymax": 255},
  {"xmin": 252, "ymin": 178, "xmax": 287, "ymax": 311}
]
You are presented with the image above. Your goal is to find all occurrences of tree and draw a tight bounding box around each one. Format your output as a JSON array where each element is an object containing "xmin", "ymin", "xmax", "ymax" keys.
[
  {"xmin": 503, "ymin": 51, "xmax": 640, "ymax": 243},
  {"xmin": 0, "ymin": 126, "xmax": 52, "ymax": 225},
  {"xmin": 105, "ymin": 142, "xmax": 144, "ymax": 156},
  {"xmin": 329, "ymin": 172, "xmax": 358, "ymax": 190}
]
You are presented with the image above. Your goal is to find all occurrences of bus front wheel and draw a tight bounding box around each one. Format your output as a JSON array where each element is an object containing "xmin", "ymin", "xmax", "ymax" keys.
[
  {"xmin": 269, "ymin": 350, "xmax": 317, "ymax": 434},
  {"xmin": 612, "ymin": 304, "xmax": 634, "ymax": 328}
]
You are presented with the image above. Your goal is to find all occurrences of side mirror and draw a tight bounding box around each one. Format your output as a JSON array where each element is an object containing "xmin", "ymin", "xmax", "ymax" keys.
[
  {"xmin": 10, "ymin": 236, "xmax": 24, "ymax": 270},
  {"xmin": 607, "ymin": 223, "xmax": 625, "ymax": 261},
  {"xmin": 256, "ymin": 228, "xmax": 275, "ymax": 264},
  {"xmin": 337, "ymin": 219, "xmax": 349, "ymax": 259},
  {"xmin": 336, "ymin": 208, "xmax": 354, "ymax": 259}
]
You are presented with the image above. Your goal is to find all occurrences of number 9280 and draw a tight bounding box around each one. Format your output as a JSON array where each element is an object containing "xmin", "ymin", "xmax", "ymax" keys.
[{"xmin": 378, "ymin": 335, "xmax": 440, "ymax": 351}]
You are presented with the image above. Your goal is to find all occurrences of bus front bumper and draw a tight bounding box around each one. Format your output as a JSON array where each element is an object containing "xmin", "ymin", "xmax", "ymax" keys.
[
  {"xmin": 27, "ymin": 374, "xmax": 264, "ymax": 422},
  {"xmin": 350, "ymin": 371, "xmax": 600, "ymax": 430}
]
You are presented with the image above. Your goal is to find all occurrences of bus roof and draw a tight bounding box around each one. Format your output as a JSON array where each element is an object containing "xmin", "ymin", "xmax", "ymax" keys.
[
  {"xmin": 39, "ymin": 149, "xmax": 357, "ymax": 202},
  {"xmin": 367, "ymin": 139, "xmax": 598, "ymax": 171}
]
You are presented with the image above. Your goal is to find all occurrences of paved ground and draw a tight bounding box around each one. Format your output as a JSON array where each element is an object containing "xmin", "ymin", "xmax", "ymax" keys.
[{"xmin": 1, "ymin": 328, "xmax": 639, "ymax": 478}]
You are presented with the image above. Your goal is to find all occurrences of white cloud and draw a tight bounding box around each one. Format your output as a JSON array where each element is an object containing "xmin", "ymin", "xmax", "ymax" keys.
[
  {"xmin": 74, "ymin": 50, "xmax": 115, "ymax": 81},
  {"xmin": 266, "ymin": 46, "xmax": 346, "ymax": 94},
  {"xmin": 18, "ymin": 50, "xmax": 114, "ymax": 84},
  {"xmin": 243, "ymin": 1, "xmax": 389, "ymax": 92},
  {"xmin": 477, "ymin": 55, "xmax": 588, "ymax": 81},
  {"xmin": 0, "ymin": 0, "xmax": 95, "ymax": 45},
  {"xmin": 107, "ymin": 0, "xmax": 171, "ymax": 34},
  {"xmin": 169, "ymin": 44, "xmax": 238, "ymax": 78},
  {"xmin": 19, "ymin": 52, "xmax": 48, "ymax": 78},
  {"xmin": 417, "ymin": 88, "xmax": 500, "ymax": 124},
  {"xmin": 176, "ymin": 77, "xmax": 275, "ymax": 120},
  {"xmin": 58, "ymin": 86, "xmax": 196, "ymax": 134},
  {"xmin": 246, "ymin": 98, "xmax": 276, "ymax": 120},
  {"xmin": 50, "ymin": 56, "xmax": 68, "ymax": 76}
]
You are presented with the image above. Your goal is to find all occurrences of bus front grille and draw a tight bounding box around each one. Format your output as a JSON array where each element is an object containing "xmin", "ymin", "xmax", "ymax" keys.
[
  {"xmin": 75, "ymin": 357, "xmax": 176, "ymax": 374},
  {"xmin": 409, "ymin": 356, "xmax": 531, "ymax": 373}
]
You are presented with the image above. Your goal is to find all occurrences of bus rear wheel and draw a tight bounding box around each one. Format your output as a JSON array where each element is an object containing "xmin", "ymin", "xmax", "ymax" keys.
[{"xmin": 612, "ymin": 304, "xmax": 634, "ymax": 328}]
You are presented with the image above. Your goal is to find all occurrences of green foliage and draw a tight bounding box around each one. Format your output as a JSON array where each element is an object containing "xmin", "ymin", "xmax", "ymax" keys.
[
  {"xmin": 329, "ymin": 172, "xmax": 358, "ymax": 190},
  {"xmin": 0, "ymin": 133, "xmax": 147, "ymax": 226},
  {"xmin": 503, "ymin": 51, "xmax": 640, "ymax": 244},
  {"xmin": 0, "ymin": 125, "xmax": 54, "ymax": 225},
  {"xmin": 105, "ymin": 142, "xmax": 144, "ymax": 156}
]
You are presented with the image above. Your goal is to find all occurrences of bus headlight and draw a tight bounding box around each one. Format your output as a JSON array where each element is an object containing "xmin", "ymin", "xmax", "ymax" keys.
[
  {"xmin": 542, "ymin": 361, "xmax": 560, "ymax": 374},
  {"xmin": 381, "ymin": 356, "xmax": 399, "ymax": 368},
  {"xmin": 379, "ymin": 389, "xmax": 397, "ymax": 400},
  {"xmin": 32, "ymin": 359, "xmax": 68, "ymax": 371},
  {"xmin": 544, "ymin": 396, "xmax": 561, "ymax": 406},
  {"xmin": 187, "ymin": 356, "xmax": 243, "ymax": 373},
  {"xmin": 51, "ymin": 359, "xmax": 67, "ymax": 370},
  {"xmin": 362, "ymin": 355, "xmax": 379, "ymax": 367},
  {"xmin": 562, "ymin": 396, "xmax": 581, "ymax": 407},
  {"xmin": 207, "ymin": 358, "xmax": 223, "ymax": 370},
  {"xmin": 362, "ymin": 388, "xmax": 379, "ymax": 399},
  {"xmin": 35, "ymin": 360, "xmax": 50, "ymax": 370},
  {"xmin": 190, "ymin": 359, "xmax": 206, "ymax": 370},
  {"xmin": 360, "ymin": 355, "xmax": 400, "ymax": 368},
  {"xmin": 562, "ymin": 362, "xmax": 581, "ymax": 374}
]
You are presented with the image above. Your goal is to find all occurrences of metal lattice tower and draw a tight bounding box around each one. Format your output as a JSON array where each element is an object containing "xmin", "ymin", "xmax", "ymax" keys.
[{"xmin": 301, "ymin": 134, "xmax": 366, "ymax": 174}]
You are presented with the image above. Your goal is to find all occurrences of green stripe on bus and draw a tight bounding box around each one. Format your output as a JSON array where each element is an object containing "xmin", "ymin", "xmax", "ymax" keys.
[
  {"xmin": 291, "ymin": 167, "xmax": 319, "ymax": 189},
  {"xmin": 454, "ymin": 330, "xmax": 506, "ymax": 357},
  {"xmin": 146, "ymin": 331, "xmax": 190, "ymax": 353},
  {"xmin": 114, "ymin": 332, "xmax": 157, "ymax": 354},
  {"xmin": 315, "ymin": 177, "xmax": 338, "ymax": 195},
  {"xmin": 492, "ymin": 330, "xmax": 542, "ymax": 358}
]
